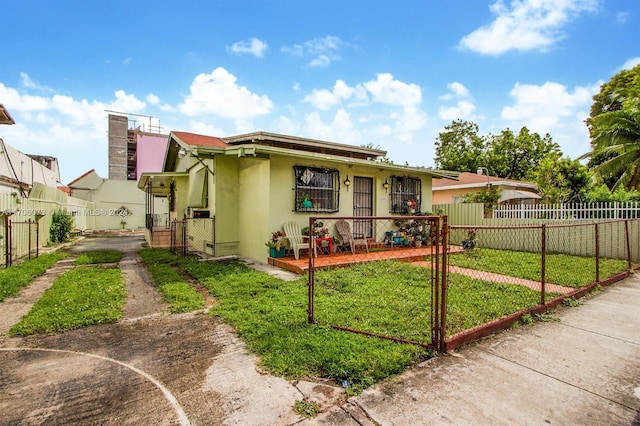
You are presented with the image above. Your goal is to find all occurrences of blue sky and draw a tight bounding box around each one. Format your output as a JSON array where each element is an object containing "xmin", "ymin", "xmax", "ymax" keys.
[{"xmin": 1, "ymin": 0, "xmax": 638, "ymax": 184}]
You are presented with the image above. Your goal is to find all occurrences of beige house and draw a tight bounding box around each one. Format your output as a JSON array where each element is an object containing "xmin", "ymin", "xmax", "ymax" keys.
[
  {"xmin": 69, "ymin": 169, "xmax": 160, "ymax": 230},
  {"xmin": 139, "ymin": 131, "xmax": 457, "ymax": 263},
  {"xmin": 432, "ymin": 172, "xmax": 541, "ymax": 205}
]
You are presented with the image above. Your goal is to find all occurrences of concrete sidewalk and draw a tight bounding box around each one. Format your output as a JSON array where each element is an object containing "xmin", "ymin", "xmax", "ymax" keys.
[{"xmin": 307, "ymin": 273, "xmax": 640, "ymax": 425}]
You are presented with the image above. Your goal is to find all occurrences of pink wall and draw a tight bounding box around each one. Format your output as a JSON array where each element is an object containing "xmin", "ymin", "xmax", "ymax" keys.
[{"xmin": 136, "ymin": 134, "xmax": 168, "ymax": 179}]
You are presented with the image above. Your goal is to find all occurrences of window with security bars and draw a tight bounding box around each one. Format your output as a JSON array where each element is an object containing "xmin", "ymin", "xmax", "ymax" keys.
[
  {"xmin": 294, "ymin": 166, "xmax": 340, "ymax": 213},
  {"xmin": 390, "ymin": 176, "xmax": 422, "ymax": 214}
]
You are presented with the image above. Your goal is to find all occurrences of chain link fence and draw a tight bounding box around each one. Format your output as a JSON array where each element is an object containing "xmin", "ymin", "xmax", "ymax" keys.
[
  {"xmin": 306, "ymin": 216, "xmax": 447, "ymax": 350},
  {"xmin": 445, "ymin": 219, "xmax": 639, "ymax": 350},
  {"xmin": 170, "ymin": 217, "xmax": 216, "ymax": 257},
  {"xmin": 302, "ymin": 217, "xmax": 639, "ymax": 353}
]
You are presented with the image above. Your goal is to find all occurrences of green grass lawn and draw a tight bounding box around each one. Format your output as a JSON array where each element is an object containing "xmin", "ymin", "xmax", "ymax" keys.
[
  {"xmin": 9, "ymin": 266, "xmax": 125, "ymax": 336},
  {"xmin": 448, "ymin": 248, "xmax": 629, "ymax": 288},
  {"xmin": 178, "ymin": 253, "xmax": 550, "ymax": 393},
  {"xmin": 0, "ymin": 252, "xmax": 67, "ymax": 302},
  {"xmin": 138, "ymin": 248, "xmax": 205, "ymax": 312},
  {"xmin": 182, "ymin": 256, "xmax": 428, "ymax": 394},
  {"xmin": 73, "ymin": 249, "xmax": 124, "ymax": 265}
]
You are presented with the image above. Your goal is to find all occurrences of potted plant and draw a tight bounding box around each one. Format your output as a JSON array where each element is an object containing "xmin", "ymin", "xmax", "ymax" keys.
[
  {"xmin": 266, "ymin": 230, "xmax": 287, "ymax": 257},
  {"xmin": 462, "ymin": 228, "xmax": 477, "ymax": 250},
  {"xmin": 301, "ymin": 193, "xmax": 313, "ymax": 208}
]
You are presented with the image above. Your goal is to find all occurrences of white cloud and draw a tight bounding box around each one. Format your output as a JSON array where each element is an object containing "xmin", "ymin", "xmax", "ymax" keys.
[
  {"xmin": 364, "ymin": 73, "xmax": 421, "ymax": 107},
  {"xmin": 0, "ymin": 83, "xmax": 50, "ymax": 111},
  {"xmin": 20, "ymin": 73, "xmax": 53, "ymax": 92},
  {"xmin": 440, "ymin": 82, "xmax": 470, "ymax": 101},
  {"xmin": 620, "ymin": 57, "xmax": 640, "ymax": 71},
  {"xmin": 146, "ymin": 94, "xmax": 160, "ymax": 105},
  {"xmin": 227, "ymin": 38, "xmax": 268, "ymax": 58},
  {"xmin": 179, "ymin": 67, "xmax": 273, "ymax": 119},
  {"xmin": 0, "ymin": 82, "xmax": 149, "ymax": 182},
  {"xmin": 438, "ymin": 101, "xmax": 477, "ymax": 122},
  {"xmin": 438, "ymin": 82, "xmax": 480, "ymax": 121},
  {"xmin": 501, "ymin": 81, "xmax": 599, "ymax": 157},
  {"xmin": 459, "ymin": 0, "xmax": 599, "ymax": 55},
  {"xmin": 281, "ymin": 36, "xmax": 346, "ymax": 68},
  {"xmin": 303, "ymin": 109, "xmax": 362, "ymax": 144},
  {"xmin": 615, "ymin": 11, "xmax": 629, "ymax": 24},
  {"xmin": 303, "ymin": 80, "xmax": 366, "ymax": 110}
]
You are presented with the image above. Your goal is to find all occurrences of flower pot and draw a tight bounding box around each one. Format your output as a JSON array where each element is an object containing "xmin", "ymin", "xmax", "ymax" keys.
[
  {"xmin": 462, "ymin": 240, "xmax": 475, "ymax": 250},
  {"xmin": 269, "ymin": 247, "xmax": 285, "ymax": 258},
  {"xmin": 301, "ymin": 200, "xmax": 313, "ymax": 208}
]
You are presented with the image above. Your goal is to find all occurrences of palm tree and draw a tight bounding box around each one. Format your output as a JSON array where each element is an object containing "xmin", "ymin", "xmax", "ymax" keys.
[{"xmin": 583, "ymin": 109, "xmax": 640, "ymax": 190}]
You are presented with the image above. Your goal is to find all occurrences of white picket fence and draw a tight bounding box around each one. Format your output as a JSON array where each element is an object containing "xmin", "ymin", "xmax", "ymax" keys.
[{"xmin": 492, "ymin": 202, "xmax": 640, "ymax": 220}]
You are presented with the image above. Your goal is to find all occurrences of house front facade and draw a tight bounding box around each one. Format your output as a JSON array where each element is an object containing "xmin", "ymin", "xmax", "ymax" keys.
[{"xmin": 139, "ymin": 131, "xmax": 457, "ymax": 263}]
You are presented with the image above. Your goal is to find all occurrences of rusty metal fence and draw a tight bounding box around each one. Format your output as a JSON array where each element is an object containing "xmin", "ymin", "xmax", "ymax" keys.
[
  {"xmin": 306, "ymin": 216, "xmax": 448, "ymax": 351},
  {"xmin": 170, "ymin": 217, "xmax": 216, "ymax": 257},
  {"xmin": 0, "ymin": 218, "xmax": 40, "ymax": 267},
  {"xmin": 445, "ymin": 219, "xmax": 640, "ymax": 350},
  {"xmin": 304, "ymin": 217, "xmax": 639, "ymax": 353}
]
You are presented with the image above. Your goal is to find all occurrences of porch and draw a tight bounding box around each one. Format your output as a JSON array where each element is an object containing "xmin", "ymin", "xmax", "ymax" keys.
[{"xmin": 268, "ymin": 244, "xmax": 464, "ymax": 274}]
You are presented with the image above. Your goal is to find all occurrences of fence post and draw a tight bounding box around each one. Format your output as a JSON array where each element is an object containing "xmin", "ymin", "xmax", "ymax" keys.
[
  {"xmin": 308, "ymin": 217, "xmax": 315, "ymax": 324},
  {"xmin": 5, "ymin": 215, "xmax": 12, "ymax": 267},
  {"xmin": 624, "ymin": 220, "xmax": 631, "ymax": 271},
  {"xmin": 182, "ymin": 219, "xmax": 188, "ymax": 256},
  {"xmin": 541, "ymin": 224, "xmax": 546, "ymax": 305},
  {"xmin": 594, "ymin": 223, "xmax": 600, "ymax": 284},
  {"xmin": 36, "ymin": 221, "xmax": 39, "ymax": 258},
  {"xmin": 439, "ymin": 215, "xmax": 449, "ymax": 353},
  {"xmin": 28, "ymin": 220, "xmax": 32, "ymax": 259}
]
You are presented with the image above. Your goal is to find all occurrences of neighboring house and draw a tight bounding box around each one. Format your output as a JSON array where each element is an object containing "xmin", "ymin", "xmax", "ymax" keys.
[
  {"xmin": 68, "ymin": 169, "xmax": 161, "ymax": 230},
  {"xmin": 0, "ymin": 104, "xmax": 61, "ymax": 196},
  {"xmin": 138, "ymin": 130, "xmax": 457, "ymax": 263},
  {"xmin": 432, "ymin": 172, "xmax": 541, "ymax": 205}
]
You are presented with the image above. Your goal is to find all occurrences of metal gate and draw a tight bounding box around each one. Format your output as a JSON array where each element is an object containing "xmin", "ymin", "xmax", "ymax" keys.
[
  {"xmin": 170, "ymin": 217, "xmax": 216, "ymax": 257},
  {"xmin": 307, "ymin": 215, "xmax": 449, "ymax": 352}
]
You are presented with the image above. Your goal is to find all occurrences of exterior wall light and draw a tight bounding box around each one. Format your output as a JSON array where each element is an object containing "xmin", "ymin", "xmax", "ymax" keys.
[
  {"xmin": 383, "ymin": 178, "xmax": 390, "ymax": 193},
  {"xmin": 343, "ymin": 175, "xmax": 351, "ymax": 191}
]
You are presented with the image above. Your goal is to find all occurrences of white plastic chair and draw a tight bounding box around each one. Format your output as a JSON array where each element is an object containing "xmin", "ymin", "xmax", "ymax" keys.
[{"xmin": 282, "ymin": 222, "xmax": 314, "ymax": 259}]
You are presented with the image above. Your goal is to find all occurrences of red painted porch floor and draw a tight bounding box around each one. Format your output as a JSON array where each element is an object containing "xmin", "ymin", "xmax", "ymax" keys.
[
  {"xmin": 268, "ymin": 245, "xmax": 574, "ymax": 295},
  {"xmin": 268, "ymin": 245, "xmax": 462, "ymax": 274}
]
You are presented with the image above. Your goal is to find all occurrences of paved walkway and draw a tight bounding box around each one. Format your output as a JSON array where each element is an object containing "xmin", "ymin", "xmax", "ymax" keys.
[{"xmin": 304, "ymin": 273, "xmax": 640, "ymax": 425}]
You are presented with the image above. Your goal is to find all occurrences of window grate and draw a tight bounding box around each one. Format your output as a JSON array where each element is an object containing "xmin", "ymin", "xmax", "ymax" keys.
[
  {"xmin": 294, "ymin": 166, "xmax": 340, "ymax": 213},
  {"xmin": 390, "ymin": 176, "xmax": 422, "ymax": 214}
]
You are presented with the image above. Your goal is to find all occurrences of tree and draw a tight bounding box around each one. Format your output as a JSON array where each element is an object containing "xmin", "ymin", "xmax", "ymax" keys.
[
  {"xmin": 585, "ymin": 183, "xmax": 640, "ymax": 203},
  {"xmin": 585, "ymin": 64, "xmax": 640, "ymax": 188},
  {"xmin": 534, "ymin": 153, "xmax": 592, "ymax": 203},
  {"xmin": 463, "ymin": 185, "xmax": 501, "ymax": 217},
  {"xmin": 434, "ymin": 120, "xmax": 487, "ymax": 172},
  {"xmin": 434, "ymin": 121, "xmax": 560, "ymax": 182},
  {"xmin": 584, "ymin": 109, "xmax": 640, "ymax": 191},
  {"xmin": 486, "ymin": 127, "xmax": 560, "ymax": 181},
  {"xmin": 587, "ymin": 64, "xmax": 640, "ymax": 130}
]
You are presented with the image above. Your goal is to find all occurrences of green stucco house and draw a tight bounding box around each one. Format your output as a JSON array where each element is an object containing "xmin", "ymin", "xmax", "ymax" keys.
[{"xmin": 138, "ymin": 131, "xmax": 456, "ymax": 263}]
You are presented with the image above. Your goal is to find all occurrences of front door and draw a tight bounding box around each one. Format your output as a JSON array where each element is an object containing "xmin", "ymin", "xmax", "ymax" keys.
[{"xmin": 353, "ymin": 176, "xmax": 373, "ymax": 237}]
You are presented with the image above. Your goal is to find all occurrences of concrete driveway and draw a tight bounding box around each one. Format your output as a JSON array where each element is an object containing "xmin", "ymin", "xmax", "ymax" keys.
[{"xmin": 0, "ymin": 235, "xmax": 340, "ymax": 425}]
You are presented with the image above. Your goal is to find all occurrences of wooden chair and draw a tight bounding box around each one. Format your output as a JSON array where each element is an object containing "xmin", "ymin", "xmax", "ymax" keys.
[
  {"xmin": 335, "ymin": 220, "xmax": 369, "ymax": 254},
  {"xmin": 282, "ymin": 222, "xmax": 314, "ymax": 259}
]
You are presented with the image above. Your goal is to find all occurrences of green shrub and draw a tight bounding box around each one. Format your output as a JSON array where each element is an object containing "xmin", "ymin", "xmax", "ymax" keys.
[{"xmin": 49, "ymin": 210, "xmax": 74, "ymax": 243}]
